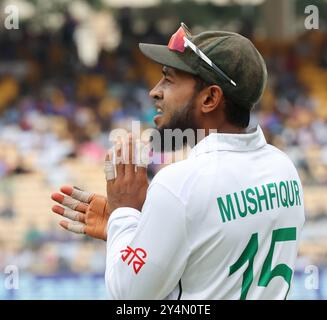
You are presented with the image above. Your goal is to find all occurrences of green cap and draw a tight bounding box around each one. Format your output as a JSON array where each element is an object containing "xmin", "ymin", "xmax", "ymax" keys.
[{"xmin": 139, "ymin": 29, "xmax": 267, "ymax": 110}]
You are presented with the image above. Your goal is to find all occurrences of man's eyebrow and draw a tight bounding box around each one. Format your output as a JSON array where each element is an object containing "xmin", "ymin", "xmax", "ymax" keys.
[{"xmin": 162, "ymin": 66, "xmax": 174, "ymax": 77}]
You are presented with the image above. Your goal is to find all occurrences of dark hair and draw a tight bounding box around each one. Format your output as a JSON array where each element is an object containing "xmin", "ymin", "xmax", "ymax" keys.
[
  {"xmin": 224, "ymin": 99, "xmax": 251, "ymax": 128},
  {"xmin": 193, "ymin": 76, "xmax": 250, "ymax": 128}
]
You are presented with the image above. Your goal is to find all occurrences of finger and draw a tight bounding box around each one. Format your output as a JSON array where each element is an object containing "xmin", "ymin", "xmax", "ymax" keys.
[
  {"xmin": 52, "ymin": 205, "xmax": 85, "ymax": 223},
  {"xmin": 72, "ymin": 187, "xmax": 93, "ymax": 203},
  {"xmin": 60, "ymin": 185, "xmax": 94, "ymax": 203},
  {"xmin": 115, "ymin": 138, "xmax": 124, "ymax": 178},
  {"xmin": 52, "ymin": 204, "xmax": 66, "ymax": 216},
  {"xmin": 136, "ymin": 165, "xmax": 147, "ymax": 177},
  {"xmin": 60, "ymin": 220, "xmax": 85, "ymax": 234},
  {"xmin": 125, "ymin": 133, "xmax": 136, "ymax": 178},
  {"xmin": 104, "ymin": 149, "xmax": 116, "ymax": 182},
  {"xmin": 136, "ymin": 140, "xmax": 149, "ymax": 176},
  {"xmin": 63, "ymin": 208, "xmax": 86, "ymax": 223},
  {"xmin": 51, "ymin": 193, "xmax": 88, "ymax": 213},
  {"xmin": 60, "ymin": 185, "xmax": 74, "ymax": 196},
  {"xmin": 62, "ymin": 195, "xmax": 88, "ymax": 212}
]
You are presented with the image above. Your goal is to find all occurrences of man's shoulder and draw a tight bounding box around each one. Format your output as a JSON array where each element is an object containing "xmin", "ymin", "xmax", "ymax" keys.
[
  {"xmin": 152, "ymin": 159, "xmax": 196, "ymax": 184},
  {"xmin": 263, "ymin": 143, "xmax": 302, "ymax": 181},
  {"xmin": 265, "ymin": 143, "xmax": 297, "ymax": 166},
  {"xmin": 150, "ymin": 158, "xmax": 201, "ymax": 201}
]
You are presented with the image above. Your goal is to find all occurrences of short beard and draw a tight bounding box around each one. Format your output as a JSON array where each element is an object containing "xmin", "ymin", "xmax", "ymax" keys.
[{"xmin": 150, "ymin": 94, "xmax": 198, "ymax": 153}]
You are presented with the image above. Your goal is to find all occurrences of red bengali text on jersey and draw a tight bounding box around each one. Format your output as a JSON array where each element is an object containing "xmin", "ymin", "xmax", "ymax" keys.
[{"xmin": 120, "ymin": 246, "xmax": 147, "ymax": 274}]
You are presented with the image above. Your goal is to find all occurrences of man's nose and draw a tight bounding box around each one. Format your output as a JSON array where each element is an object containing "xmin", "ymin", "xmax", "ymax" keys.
[{"xmin": 149, "ymin": 83, "xmax": 163, "ymax": 100}]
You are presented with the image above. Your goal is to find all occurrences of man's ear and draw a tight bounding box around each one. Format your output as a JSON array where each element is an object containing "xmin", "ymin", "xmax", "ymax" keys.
[{"xmin": 200, "ymin": 85, "xmax": 223, "ymax": 114}]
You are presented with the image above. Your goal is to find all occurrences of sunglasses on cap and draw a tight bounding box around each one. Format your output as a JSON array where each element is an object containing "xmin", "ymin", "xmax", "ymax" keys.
[{"xmin": 168, "ymin": 23, "xmax": 237, "ymax": 87}]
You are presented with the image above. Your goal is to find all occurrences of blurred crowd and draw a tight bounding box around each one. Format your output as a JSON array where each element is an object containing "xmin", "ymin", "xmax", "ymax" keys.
[
  {"xmin": 254, "ymin": 31, "xmax": 327, "ymax": 186},
  {"xmin": 0, "ymin": 18, "xmax": 326, "ymax": 186},
  {"xmin": 0, "ymin": 14, "xmax": 327, "ymax": 278},
  {"xmin": 0, "ymin": 225, "xmax": 106, "ymax": 276}
]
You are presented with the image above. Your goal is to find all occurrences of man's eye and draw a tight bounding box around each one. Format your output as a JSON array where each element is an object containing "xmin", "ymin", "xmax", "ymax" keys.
[{"xmin": 164, "ymin": 77, "xmax": 172, "ymax": 83}]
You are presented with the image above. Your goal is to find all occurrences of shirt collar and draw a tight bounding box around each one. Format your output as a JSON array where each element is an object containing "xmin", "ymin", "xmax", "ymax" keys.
[{"xmin": 188, "ymin": 126, "xmax": 267, "ymax": 158}]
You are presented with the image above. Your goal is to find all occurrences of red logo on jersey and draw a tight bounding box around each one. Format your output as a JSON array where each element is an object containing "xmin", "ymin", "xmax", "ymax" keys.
[{"xmin": 120, "ymin": 246, "xmax": 147, "ymax": 274}]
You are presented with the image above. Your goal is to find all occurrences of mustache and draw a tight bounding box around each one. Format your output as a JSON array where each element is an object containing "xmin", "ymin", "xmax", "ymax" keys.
[
  {"xmin": 153, "ymin": 97, "xmax": 164, "ymax": 106},
  {"xmin": 154, "ymin": 103, "xmax": 164, "ymax": 110}
]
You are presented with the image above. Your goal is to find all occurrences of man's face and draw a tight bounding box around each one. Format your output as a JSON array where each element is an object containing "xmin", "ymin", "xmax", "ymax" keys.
[{"xmin": 149, "ymin": 66, "xmax": 199, "ymax": 151}]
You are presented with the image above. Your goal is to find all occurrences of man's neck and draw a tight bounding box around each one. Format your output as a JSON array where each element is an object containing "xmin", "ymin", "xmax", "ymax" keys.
[{"xmin": 200, "ymin": 123, "xmax": 247, "ymax": 140}]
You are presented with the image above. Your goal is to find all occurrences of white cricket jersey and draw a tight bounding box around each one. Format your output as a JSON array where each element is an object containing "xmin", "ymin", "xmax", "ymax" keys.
[{"xmin": 105, "ymin": 126, "xmax": 305, "ymax": 300}]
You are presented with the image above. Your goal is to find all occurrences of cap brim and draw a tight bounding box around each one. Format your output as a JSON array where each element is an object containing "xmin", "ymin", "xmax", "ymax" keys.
[{"xmin": 139, "ymin": 43, "xmax": 196, "ymax": 75}]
